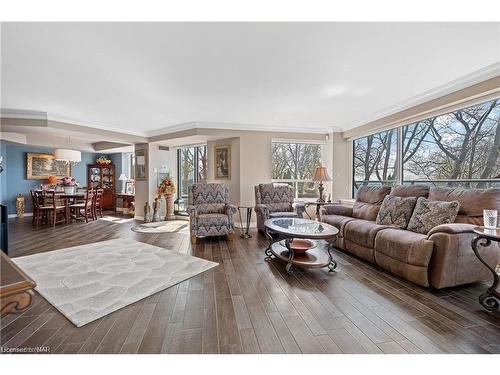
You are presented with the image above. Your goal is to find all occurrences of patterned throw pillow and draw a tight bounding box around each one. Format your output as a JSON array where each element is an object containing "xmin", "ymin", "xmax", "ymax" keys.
[
  {"xmin": 375, "ymin": 195, "xmax": 418, "ymax": 229},
  {"xmin": 407, "ymin": 197, "xmax": 460, "ymax": 234}
]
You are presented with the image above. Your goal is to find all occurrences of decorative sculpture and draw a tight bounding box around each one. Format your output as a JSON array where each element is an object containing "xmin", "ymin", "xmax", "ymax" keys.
[{"xmin": 152, "ymin": 197, "xmax": 160, "ymax": 222}]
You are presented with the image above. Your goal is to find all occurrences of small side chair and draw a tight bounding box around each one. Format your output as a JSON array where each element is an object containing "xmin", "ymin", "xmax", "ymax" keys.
[{"xmin": 186, "ymin": 183, "xmax": 238, "ymax": 244}]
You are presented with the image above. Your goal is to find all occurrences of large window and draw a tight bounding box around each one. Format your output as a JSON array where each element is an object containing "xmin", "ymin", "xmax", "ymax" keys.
[
  {"xmin": 177, "ymin": 145, "xmax": 207, "ymax": 202},
  {"xmin": 353, "ymin": 129, "xmax": 397, "ymax": 193},
  {"xmin": 272, "ymin": 141, "xmax": 324, "ymax": 199},
  {"xmin": 353, "ymin": 99, "xmax": 500, "ymax": 196}
]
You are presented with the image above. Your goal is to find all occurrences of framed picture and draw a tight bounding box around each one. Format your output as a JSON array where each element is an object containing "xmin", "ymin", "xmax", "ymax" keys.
[
  {"xmin": 26, "ymin": 153, "xmax": 71, "ymax": 180},
  {"xmin": 135, "ymin": 148, "xmax": 148, "ymax": 181},
  {"xmin": 214, "ymin": 145, "xmax": 231, "ymax": 179}
]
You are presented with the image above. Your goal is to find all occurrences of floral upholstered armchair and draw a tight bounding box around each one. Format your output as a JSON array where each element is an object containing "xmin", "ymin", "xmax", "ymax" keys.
[
  {"xmin": 254, "ymin": 183, "xmax": 306, "ymax": 232},
  {"xmin": 187, "ymin": 183, "xmax": 238, "ymax": 243}
]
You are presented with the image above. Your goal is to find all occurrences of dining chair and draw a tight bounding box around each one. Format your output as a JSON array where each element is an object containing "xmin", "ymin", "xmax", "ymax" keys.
[
  {"xmin": 37, "ymin": 191, "xmax": 68, "ymax": 228},
  {"xmin": 69, "ymin": 189, "xmax": 95, "ymax": 223},
  {"xmin": 93, "ymin": 188, "xmax": 104, "ymax": 220}
]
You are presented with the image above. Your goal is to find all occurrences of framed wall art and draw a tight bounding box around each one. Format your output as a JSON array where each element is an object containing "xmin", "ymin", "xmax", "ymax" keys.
[
  {"xmin": 214, "ymin": 145, "xmax": 231, "ymax": 179},
  {"xmin": 26, "ymin": 153, "xmax": 71, "ymax": 180},
  {"xmin": 135, "ymin": 148, "xmax": 148, "ymax": 181}
]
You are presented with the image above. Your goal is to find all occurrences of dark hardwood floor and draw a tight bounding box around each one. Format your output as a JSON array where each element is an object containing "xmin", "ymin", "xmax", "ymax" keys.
[{"xmin": 1, "ymin": 215, "xmax": 499, "ymax": 354}]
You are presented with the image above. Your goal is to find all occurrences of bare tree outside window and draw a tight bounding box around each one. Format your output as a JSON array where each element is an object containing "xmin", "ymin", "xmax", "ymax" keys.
[
  {"xmin": 353, "ymin": 99, "xmax": 500, "ymax": 196},
  {"xmin": 272, "ymin": 142, "xmax": 323, "ymax": 198}
]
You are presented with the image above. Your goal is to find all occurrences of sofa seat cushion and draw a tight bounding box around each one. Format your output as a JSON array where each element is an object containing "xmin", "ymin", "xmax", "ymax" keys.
[
  {"xmin": 375, "ymin": 228, "xmax": 434, "ymax": 267},
  {"xmin": 344, "ymin": 220, "xmax": 390, "ymax": 249},
  {"xmin": 269, "ymin": 211, "xmax": 298, "ymax": 218},
  {"xmin": 321, "ymin": 214, "xmax": 355, "ymax": 238}
]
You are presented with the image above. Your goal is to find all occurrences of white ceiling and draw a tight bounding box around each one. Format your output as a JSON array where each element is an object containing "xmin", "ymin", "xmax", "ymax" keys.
[{"xmin": 1, "ymin": 22, "xmax": 499, "ymax": 136}]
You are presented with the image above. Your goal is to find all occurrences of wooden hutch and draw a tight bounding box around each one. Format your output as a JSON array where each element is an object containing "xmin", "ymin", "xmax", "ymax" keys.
[{"xmin": 87, "ymin": 163, "xmax": 116, "ymax": 210}]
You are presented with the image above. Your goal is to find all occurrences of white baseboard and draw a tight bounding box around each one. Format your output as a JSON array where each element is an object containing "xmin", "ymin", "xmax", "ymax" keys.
[{"xmin": 8, "ymin": 213, "xmax": 33, "ymax": 218}]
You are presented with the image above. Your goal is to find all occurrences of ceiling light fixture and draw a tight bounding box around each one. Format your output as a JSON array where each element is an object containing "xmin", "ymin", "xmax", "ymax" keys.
[{"xmin": 54, "ymin": 148, "xmax": 82, "ymax": 164}]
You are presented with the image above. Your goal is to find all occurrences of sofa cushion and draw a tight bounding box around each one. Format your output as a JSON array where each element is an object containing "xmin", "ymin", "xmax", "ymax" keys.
[
  {"xmin": 407, "ymin": 197, "xmax": 460, "ymax": 234},
  {"xmin": 352, "ymin": 186, "xmax": 392, "ymax": 221},
  {"xmin": 390, "ymin": 184, "xmax": 430, "ymax": 198},
  {"xmin": 375, "ymin": 195, "xmax": 417, "ymax": 229},
  {"xmin": 375, "ymin": 228, "xmax": 434, "ymax": 267},
  {"xmin": 344, "ymin": 219, "xmax": 390, "ymax": 248},
  {"xmin": 429, "ymin": 187, "xmax": 500, "ymax": 225},
  {"xmin": 321, "ymin": 214, "xmax": 355, "ymax": 238}
]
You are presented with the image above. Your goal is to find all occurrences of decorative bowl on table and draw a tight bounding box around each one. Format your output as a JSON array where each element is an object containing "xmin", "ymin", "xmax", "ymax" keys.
[{"xmin": 280, "ymin": 239, "xmax": 316, "ymax": 254}]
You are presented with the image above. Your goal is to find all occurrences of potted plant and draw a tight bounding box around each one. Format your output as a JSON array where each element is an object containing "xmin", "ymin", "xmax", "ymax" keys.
[
  {"xmin": 60, "ymin": 176, "xmax": 77, "ymax": 194},
  {"xmin": 157, "ymin": 175, "xmax": 176, "ymax": 220}
]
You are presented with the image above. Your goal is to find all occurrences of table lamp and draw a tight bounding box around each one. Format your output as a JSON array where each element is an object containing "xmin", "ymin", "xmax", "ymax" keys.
[
  {"xmin": 118, "ymin": 173, "xmax": 128, "ymax": 193},
  {"xmin": 313, "ymin": 166, "xmax": 331, "ymax": 202}
]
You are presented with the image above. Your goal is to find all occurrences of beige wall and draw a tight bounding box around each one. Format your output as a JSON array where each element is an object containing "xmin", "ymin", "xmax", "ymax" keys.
[{"xmin": 136, "ymin": 128, "xmax": 346, "ymax": 223}]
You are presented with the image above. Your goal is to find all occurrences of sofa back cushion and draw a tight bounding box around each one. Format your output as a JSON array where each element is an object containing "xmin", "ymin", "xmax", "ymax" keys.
[
  {"xmin": 189, "ymin": 183, "xmax": 229, "ymax": 214},
  {"xmin": 255, "ymin": 183, "xmax": 294, "ymax": 213},
  {"xmin": 375, "ymin": 195, "xmax": 418, "ymax": 229},
  {"xmin": 407, "ymin": 197, "xmax": 460, "ymax": 234},
  {"xmin": 390, "ymin": 185, "xmax": 430, "ymax": 198},
  {"xmin": 428, "ymin": 187, "xmax": 500, "ymax": 225},
  {"xmin": 352, "ymin": 186, "xmax": 392, "ymax": 221}
]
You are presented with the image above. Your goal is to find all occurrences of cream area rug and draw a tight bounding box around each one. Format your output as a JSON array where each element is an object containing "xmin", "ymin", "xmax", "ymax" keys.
[
  {"xmin": 12, "ymin": 238, "xmax": 217, "ymax": 327},
  {"xmin": 131, "ymin": 220, "xmax": 190, "ymax": 234}
]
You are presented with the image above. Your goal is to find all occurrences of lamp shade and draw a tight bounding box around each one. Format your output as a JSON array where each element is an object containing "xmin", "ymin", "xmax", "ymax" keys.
[
  {"xmin": 313, "ymin": 166, "xmax": 331, "ymax": 182},
  {"xmin": 54, "ymin": 149, "xmax": 81, "ymax": 163},
  {"xmin": 118, "ymin": 173, "xmax": 128, "ymax": 181}
]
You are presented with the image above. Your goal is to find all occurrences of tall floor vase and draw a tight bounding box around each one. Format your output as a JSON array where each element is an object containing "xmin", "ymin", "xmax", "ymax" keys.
[{"xmin": 165, "ymin": 194, "xmax": 175, "ymax": 221}]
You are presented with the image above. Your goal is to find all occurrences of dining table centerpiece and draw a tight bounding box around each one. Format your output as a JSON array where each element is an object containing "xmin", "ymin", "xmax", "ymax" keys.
[
  {"xmin": 60, "ymin": 176, "xmax": 78, "ymax": 194},
  {"xmin": 157, "ymin": 175, "xmax": 176, "ymax": 221}
]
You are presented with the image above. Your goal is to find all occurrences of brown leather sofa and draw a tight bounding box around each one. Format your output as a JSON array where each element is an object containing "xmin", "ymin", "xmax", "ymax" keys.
[{"xmin": 321, "ymin": 185, "xmax": 500, "ymax": 288}]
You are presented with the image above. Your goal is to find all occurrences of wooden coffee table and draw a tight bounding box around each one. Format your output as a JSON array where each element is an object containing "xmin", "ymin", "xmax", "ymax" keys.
[
  {"xmin": 471, "ymin": 226, "xmax": 500, "ymax": 311},
  {"xmin": 1, "ymin": 251, "xmax": 36, "ymax": 317},
  {"xmin": 264, "ymin": 218, "xmax": 339, "ymax": 274}
]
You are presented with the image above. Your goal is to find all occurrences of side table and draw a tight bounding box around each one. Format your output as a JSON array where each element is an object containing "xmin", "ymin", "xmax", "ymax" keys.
[
  {"xmin": 1, "ymin": 250, "xmax": 36, "ymax": 317},
  {"xmin": 304, "ymin": 201, "xmax": 331, "ymax": 221},
  {"xmin": 238, "ymin": 205, "xmax": 253, "ymax": 238},
  {"xmin": 471, "ymin": 226, "xmax": 500, "ymax": 311}
]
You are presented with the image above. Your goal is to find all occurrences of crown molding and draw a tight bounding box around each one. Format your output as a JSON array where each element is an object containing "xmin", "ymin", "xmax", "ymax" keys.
[{"xmin": 345, "ymin": 62, "xmax": 500, "ymax": 131}]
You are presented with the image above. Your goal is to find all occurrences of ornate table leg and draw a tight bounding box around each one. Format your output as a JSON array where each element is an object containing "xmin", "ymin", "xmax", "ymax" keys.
[
  {"xmin": 284, "ymin": 238, "xmax": 295, "ymax": 274},
  {"xmin": 264, "ymin": 227, "xmax": 274, "ymax": 260},
  {"xmin": 471, "ymin": 236, "xmax": 499, "ymax": 311},
  {"xmin": 327, "ymin": 235, "xmax": 338, "ymax": 272},
  {"xmin": 245, "ymin": 208, "xmax": 252, "ymax": 238}
]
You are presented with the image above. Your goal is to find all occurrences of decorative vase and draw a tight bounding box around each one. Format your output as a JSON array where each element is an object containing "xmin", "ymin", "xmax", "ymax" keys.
[
  {"xmin": 165, "ymin": 194, "xmax": 175, "ymax": 221},
  {"xmin": 144, "ymin": 202, "xmax": 152, "ymax": 223},
  {"xmin": 64, "ymin": 186, "xmax": 76, "ymax": 194},
  {"xmin": 152, "ymin": 197, "xmax": 160, "ymax": 222},
  {"xmin": 15, "ymin": 195, "xmax": 25, "ymax": 218}
]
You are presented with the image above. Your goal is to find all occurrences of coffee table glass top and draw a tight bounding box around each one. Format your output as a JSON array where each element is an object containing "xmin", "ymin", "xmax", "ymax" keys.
[{"xmin": 265, "ymin": 218, "xmax": 338, "ymax": 239}]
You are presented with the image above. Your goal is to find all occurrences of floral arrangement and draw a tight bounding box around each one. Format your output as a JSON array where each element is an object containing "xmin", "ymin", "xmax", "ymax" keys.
[
  {"xmin": 157, "ymin": 175, "xmax": 176, "ymax": 196},
  {"xmin": 96, "ymin": 155, "xmax": 112, "ymax": 165},
  {"xmin": 60, "ymin": 176, "xmax": 77, "ymax": 187}
]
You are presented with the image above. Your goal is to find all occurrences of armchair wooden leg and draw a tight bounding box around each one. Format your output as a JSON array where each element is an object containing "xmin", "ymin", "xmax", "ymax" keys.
[
  {"xmin": 191, "ymin": 235, "xmax": 197, "ymax": 244},
  {"xmin": 227, "ymin": 233, "xmax": 235, "ymax": 241}
]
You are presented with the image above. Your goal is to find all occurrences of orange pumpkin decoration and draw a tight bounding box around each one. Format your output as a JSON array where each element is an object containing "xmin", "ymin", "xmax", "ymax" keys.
[{"xmin": 47, "ymin": 175, "xmax": 58, "ymax": 185}]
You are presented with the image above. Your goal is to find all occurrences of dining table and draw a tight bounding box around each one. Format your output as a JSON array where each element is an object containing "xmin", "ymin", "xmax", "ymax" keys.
[{"xmin": 35, "ymin": 190, "xmax": 86, "ymax": 223}]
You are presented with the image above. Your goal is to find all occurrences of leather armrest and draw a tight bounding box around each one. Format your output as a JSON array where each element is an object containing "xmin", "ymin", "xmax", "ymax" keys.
[
  {"xmin": 322, "ymin": 204, "xmax": 353, "ymax": 217},
  {"xmin": 427, "ymin": 223, "xmax": 476, "ymax": 237}
]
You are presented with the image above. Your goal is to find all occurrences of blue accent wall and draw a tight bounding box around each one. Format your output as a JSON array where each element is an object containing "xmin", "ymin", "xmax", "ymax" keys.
[{"xmin": 0, "ymin": 142, "xmax": 98, "ymax": 214}]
